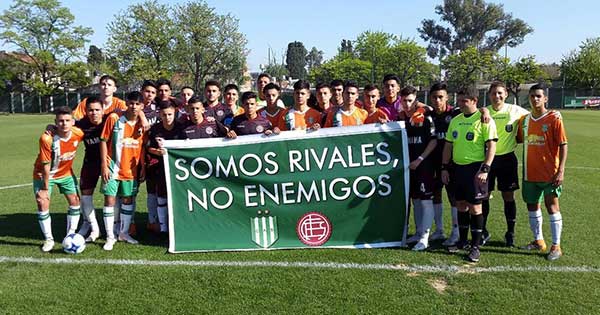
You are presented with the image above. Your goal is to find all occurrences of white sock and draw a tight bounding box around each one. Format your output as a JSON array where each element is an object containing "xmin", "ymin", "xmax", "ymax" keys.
[
  {"xmin": 66, "ymin": 206, "xmax": 81, "ymax": 235},
  {"xmin": 549, "ymin": 212, "xmax": 563, "ymax": 245},
  {"xmin": 120, "ymin": 203, "xmax": 134, "ymax": 234},
  {"xmin": 37, "ymin": 210, "xmax": 53, "ymax": 240},
  {"xmin": 413, "ymin": 199, "xmax": 423, "ymax": 235},
  {"xmin": 421, "ymin": 199, "xmax": 434, "ymax": 236},
  {"xmin": 147, "ymin": 193, "xmax": 158, "ymax": 224},
  {"xmin": 103, "ymin": 206, "xmax": 115, "ymax": 239},
  {"xmin": 433, "ymin": 203, "xmax": 443, "ymax": 232},
  {"xmin": 157, "ymin": 197, "xmax": 168, "ymax": 232},
  {"xmin": 81, "ymin": 195, "xmax": 99, "ymax": 234},
  {"xmin": 528, "ymin": 209, "xmax": 543, "ymax": 240}
]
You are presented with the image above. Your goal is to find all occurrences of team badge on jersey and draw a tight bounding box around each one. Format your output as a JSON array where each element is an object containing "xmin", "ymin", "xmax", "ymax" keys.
[
  {"xmin": 205, "ymin": 126, "xmax": 213, "ymax": 135},
  {"xmin": 308, "ymin": 117, "xmax": 314, "ymax": 124},
  {"xmin": 445, "ymin": 115, "xmax": 452, "ymax": 123},
  {"xmin": 217, "ymin": 110, "xmax": 224, "ymax": 117},
  {"xmin": 505, "ymin": 125, "xmax": 513, "ymax": 132},
  {"xmin": 542, "ymin": 124, "xmax": 548, "ymax": 132},
  {"xmin": 256, "ymin": 125, "xmax": 264, "ymax": 133},
  {"xmin": 452, "ymin": 130, "xmax": 458, "ymax": 139},
  {"xmin": 466, "ymin": 132, "xmax": 474, "ymax": 141}
]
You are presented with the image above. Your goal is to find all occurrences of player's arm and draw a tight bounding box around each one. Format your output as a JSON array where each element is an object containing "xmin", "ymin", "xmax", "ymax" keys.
[
  {"xmin": 138, "ymin": 142, "xmax": 146, "ymax": 182},
  {"xmin": 479, "ymin": 107, "xmax": 491, "ymax": 123},
  {"xmin": 138, "ymin": 110, "xmax": 151, "ymax": 131},
  {"xmin": 441, "ymin": 141, "xmax": 453, "ymax": 185},
  {"xmin": 477, "ymin": 122, "xmax": 498, "ymax": 184},
  {"xmin": 554, "ymin": 144, "xmax": 567, "ymax": 187},
  {"xmin": 410, "ymin": 139, "xmax": 437, "ymax": 171},
  {"xmin": 72, "ymin": 100, "xmax": 86, "ymax": 121}
]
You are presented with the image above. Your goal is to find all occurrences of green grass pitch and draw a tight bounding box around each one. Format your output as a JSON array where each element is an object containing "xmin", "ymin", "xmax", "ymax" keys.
[{"xmin": 0, "ymin": 111, "xmax": 599, "ymax": 314}]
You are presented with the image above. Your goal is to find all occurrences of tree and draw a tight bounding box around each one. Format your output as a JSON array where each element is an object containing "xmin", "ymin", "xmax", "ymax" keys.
[
  {"xmin": 354, "ymin": 31, "xmax": 395, "ymax": 83},
  {"xmin": 87, "ymin": 45, "xmax": 104, "ymax": 68},
  {"xmin": 286, "ymin": 41, "xmax": 308, "ymax": 79},
  {"xmin": 492, "ymin": 56, "xmax": 547, "ymax": 105},
  {"xmin": 441, "ymin": 46, "xmax": 496, "ymax": 90},
  {"xmin": 338, "ymin": 39, "xmax": 355, "ymax": 58},
  {"xmin": 305, "ymin": 47, "xmax": 324, "ymax": 72},
  {"xmin": 418, "ymin": 0, "xmax": 533, "ymax": 59},
  {"xmin": 309, "ymin": 56, "xmax": 372, "ymax": 87},
  {"xmin": 561, "ymin": 38, "xmax": 600, "ymax": 94},
  {"xmin": 172, "ymin": 1, "xmax": 248, "ymax": 91},
  {"xmin": 0, "ymin": 0, "xmax": 93, "ymax": 101},
  {"xmin": 106, "ymin": 0, "xmax": 176, "ymax": 81},
  {"xmin": 264, "ymin": 64, "xmax": 288, "ymax": 81}
]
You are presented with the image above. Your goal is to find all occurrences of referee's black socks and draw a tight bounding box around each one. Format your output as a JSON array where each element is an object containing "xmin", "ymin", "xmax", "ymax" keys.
[
  {"xmin": 504, "ymin": 200, "xmax": 517, "ymax": 234},
  {"xmin": 481, "ymin": 200, "xmax": 490, "ymax": 232},
  {"xmin": 458, "ymin": 211, "xmax": 470, "ymax": 244},
  {"xmin": 471, "ymin": 213, "xmax": 484, "ymax": 248}
]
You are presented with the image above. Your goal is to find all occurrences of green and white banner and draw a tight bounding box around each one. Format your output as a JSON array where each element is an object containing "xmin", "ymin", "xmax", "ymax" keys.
[{"xmin": 163, "ymin": 122, "xmax": 409, "ymax": 253}]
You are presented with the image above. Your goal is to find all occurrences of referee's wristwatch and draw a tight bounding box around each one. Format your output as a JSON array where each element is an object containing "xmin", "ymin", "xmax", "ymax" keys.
[{"xmin": 480, "ymin": 164, "xmax": 491, "ymax": 173}]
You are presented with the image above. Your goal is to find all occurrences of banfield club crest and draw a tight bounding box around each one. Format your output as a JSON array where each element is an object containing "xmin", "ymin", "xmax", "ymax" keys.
[
  {"xmin": 251, "ymin": 210, "xmax": 278, "ymax": 249},
  {"xmin": 296, "ymin": 212, "xmax": 332, "ymax": 246}
]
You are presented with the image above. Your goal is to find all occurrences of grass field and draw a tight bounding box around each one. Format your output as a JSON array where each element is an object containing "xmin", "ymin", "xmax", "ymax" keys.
[{"xmin": 1, "ymin": 111, "xmax": 599, "ymax": 314}]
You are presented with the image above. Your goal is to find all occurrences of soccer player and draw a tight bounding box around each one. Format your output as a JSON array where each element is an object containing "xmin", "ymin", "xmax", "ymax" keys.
[
  {"xmin": 256, "ymin": 73, "xmax": 285, "ymax": 108},
  {"xmin": 34, "ymin": 106, "xmax": 84, "ymax": 252},
  {"xmin": 441, "ymin": 86, "xmax": 497, "ymax": 262},
  {"xmin": 100, "ymin": 91, "xmax": 147, "ymax": 251},
  {"xmin": 72, "ymin": 75, "xmax": 126, "ymax": 120},
  {"xmin": 258, "ymin": 83, "xmax": 286, "ymax": 130},
  {"xmin": 363, "ymin": 84, "xmax": 389, "ymax": 124},
  {"xmin": 281, "ymin": 80, "xmax": 322, "ymax": 130},
  {"xmin": 146, "ymin": 99, "xmax": 183, "ymax": 233},
  {"xmin": 324, "ymin": 81, "xmax": 368, "ymax": 127},
  {"xmin": 330, "ymin": 79, "xmax": 345, "ymax": 108},
  {"xmin": 481, "ymin": 81, "xmax": 530, "ymax": 247},
  {"xmin": 230, "ymin": 91, "xmax": 279, "ymax": 136},
  {"xmin": 517, "ymin": 83, "xmax": 567, "ymax": 261},
  {"xmin": 204, "ymin": 80, "xmax": 234, "ymax": 126},
  {"xmin": 397, "ymin": 87, "xmax": 437, "ymax": 251},
  {"xmin": 313, "ymin": 82, "xmax": 335, "ymax": 126},
  {"xmin": 223, "ymin": 84, "xmax": 244, "ymax": 116},
  {"xmin": 180, "ymin": 86, "xmax": 194, "ymax": 104},
  {"xmin": 376, "ymin": 74, "xmax": 402, "ymax": 121},
  {"xmin": 156, "ymin": 78, "xmax": 173, "ymax": 102},
  {"xmin": 179, "ymin": 96, "xmax": 230, "ymax": 139}
]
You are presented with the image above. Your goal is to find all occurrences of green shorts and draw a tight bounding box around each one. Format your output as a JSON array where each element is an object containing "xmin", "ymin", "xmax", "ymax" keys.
[
  {"xmin": 33, "ymin": 175, "xmax": 78, "ymax": 197},
  {"xmin": 522, "ymin": 181, "xmax": 562, "ymax": 204},
  {"xmin": 101, "ymin": 178, "xmax": 138, "ymax": 197}
]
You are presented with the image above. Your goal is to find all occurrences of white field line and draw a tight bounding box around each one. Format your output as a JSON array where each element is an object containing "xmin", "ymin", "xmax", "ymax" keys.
[
  {"xmin": 1, "ymin": 165, "xmax": 599, "ymax": 191},
  {"xmin": 1, "ymin": 256, "xmax": 599, "ymax": 273}
]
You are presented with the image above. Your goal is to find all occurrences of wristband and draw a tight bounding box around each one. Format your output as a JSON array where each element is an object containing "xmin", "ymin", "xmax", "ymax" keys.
[
  {"xmin": 480, "ymin": 164, "xmax": 490, "ymax": 173},
  {"xmin": 417, "ymin": 156, "xmax": 424, "ymax": 161}
]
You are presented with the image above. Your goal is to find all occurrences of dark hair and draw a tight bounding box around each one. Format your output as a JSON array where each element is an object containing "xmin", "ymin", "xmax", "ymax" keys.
[
  {"xmin": 157, "ymin": 99, "xmax": 176, "ymax": 111},
  {"xmin": 257, "ymin": 73, "xmax": 271, "ymax": 81},
  {"xmin": 457, "ymin": 86, "xmax": 479, "ymax": 100},
  {"xmin": 204, "ymin": 80, "xmax": 221, "ymax": 90},
  {"xmin": 99, "ymin": 74, "xmax": 117, "ymax": 86},
  {"xmin": 54, "ymin": 106, "xmax": 72, "ymax": 117},
  {"xmin": 488, "ymin": 81, "xmax": 507, "ymax": 93},
  {"xmin": 330, "ymin": 79, "xmax": 344, "ymax": 87},
  {"xmin": 429, "ymin": 82, "xmax": 448, "ymax": 94},
  {"xmin": 400, "ymin": 86, "xmax": 417, "ymax": 97},
  {"xmin": 224, "ymin": 84, "xmax": 239, "ymax": 92},
  {"xmin": 141, "ymin": 79, "xmax": 157, "ymax": 91},
  {"xmin": 263, "ymin": 82, "xmax": 281, "ymax": 94},
  {"xmin": 343, "ymin": 80, "xmax": 359, "ymax": 91},
  {"xmin": 241, "ymin": 91, "xmax": 257, "ymax": 103},
  {"xmin": 126, "ymin": 91, "xmax": 144, "ymax": 102},
  {"xmin": 364, "ymin": 84, "xmax": 379, "ymax": 93},
  {"xmin": 156, "ymin": 78, "xmax": 171, "ymax": 89},
  {"xmin": 293, "ymin": 80, "xmax": 310, "ymax": 91},
  {"xmin": 85, "ymin": 96, "xmax": 102, "ymax": 107},
  {"xmin": 382, "ymin": 74, "xmax": 401, "ymax": 85},
  {"xmin": 187, "ymin": 95, "xmax": 203, "ymax": 106},
  {"xmin": 529, "ymin": 82, "xmax": 548, "ymax": 93},
  {"xmin": 180, "ymin": 86, "xmax": 194, "ymax": 92},
  {"xmin": 316, "ymin": 82, "xmax": 331, "ymax": 91}
]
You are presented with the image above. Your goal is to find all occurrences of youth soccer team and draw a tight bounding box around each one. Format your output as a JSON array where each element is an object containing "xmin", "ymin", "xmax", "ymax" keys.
[{"xmin": 32, "ymin": 73, "xmax": 567, "ymax": 262}]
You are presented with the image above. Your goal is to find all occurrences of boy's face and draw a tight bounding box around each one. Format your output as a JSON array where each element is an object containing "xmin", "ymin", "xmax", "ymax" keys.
[
  {"xmin": 383, "ymin": 79, "xmax": 400, "ymax": 100},
  {"xmin": 126, "ymin": 99, "xmax": 143, "ymax": 115},
  {"xmin": 158, "ymin": 85, "xmax": 171, "ymax": 101},
  {"xmin": 142, "ymin": 86, "xmax": 157, "ymax": 104},
  {"xmin": 243, "ymin": 97, "xmax": 258, "ymax": 115},
  {"xmin": 457, "ymin": 95, "xmax": 477, "ymax": 111},
  {"xmin": 257, "ymin": 77, "xmax": 270, "ymax": 95},
  {"xmin": 401, "ymin": 93, "xmax": 417, "ymax": 111},
  {"xmin": 86, "ymin": 102, "xmax": 103, "ymax": 124},
  {"xmin": 265, "ymin": 88, "xmax": 279, "ymax": 107},
  {"xmin": 363, "ymin": 89, "xmax": 380, "ymax": 110},
  {"xmin": 489, "ymin": 86, "xmax": 507, "ymax": 105},
  {"xmin": 529, "ymin": 89, "xmax": 547, "ymax": 111},
  {"xmin": 224, "ymin": 89, "xmax": 239, "ymax": 106},
  {"xmin": 99, "ymin": 79, "xmax": 117, "ymax": 97},
  {"xmin": 316, "ymin": 87, "xmax": 332, "ymax": 105},
  {"xmin": 333, "ymin": 84, "xmax": 344, "ymax": 102},
  {"xmin": 181, "ymin": 88, "xmax": 194, "ymax": 102},
  {"xmin": 55, "ymin": 113, "xmax": 74, "ymax": 134},
  {"xmin": 343, "ymin": 87, "xmax": 359, "ymax": 106},
  {"xmin": 205, "ymin": 85, "xmax": 221, "ymax": 103},
  {"xmin": 189, "ymin": 102, "xmax": 205, "ymax": 123},
  {"xmin": 429, "ymin": 90, "xmax": 448, "ymax": 109},
  {"xmin": 293, "ymin": 88, "xmax": 310, "ymax": 106},
  {"xmin": 160, "ymin": 107, "xmax": 176, "ymax": 126}
]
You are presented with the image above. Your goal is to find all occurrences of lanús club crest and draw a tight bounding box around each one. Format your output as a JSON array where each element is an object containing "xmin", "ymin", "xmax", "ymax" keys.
[{"xmin": 250, "ymin": 210, "xmax": 278, "ymax": 248}]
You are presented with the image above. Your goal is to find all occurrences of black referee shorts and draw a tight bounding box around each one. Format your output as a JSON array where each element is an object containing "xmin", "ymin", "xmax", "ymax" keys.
[{"xmin": 488, "ymin": 152, "xmax": 519, "ymax": 192}]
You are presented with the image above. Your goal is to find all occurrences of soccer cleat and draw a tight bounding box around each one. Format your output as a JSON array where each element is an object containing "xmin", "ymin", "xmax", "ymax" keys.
[
  {"xmin": 118, "ymin": 233, "xmax": 139, "ymax": 245},
  {"xmin": 103, "ymin": 238, "xmax": 117, "ymax": 251},
  {"xmin": 447, "ymin": 240, "xmax": 470, "ymax": 253},
  {"xmin": 86, "ymin": 230, "xmax": 99, "ymax": 243},
  {"xmin": 412, "ymin": 238, "xmax": 429, "ymax": 251},
  {"xmin": 146, "ymin": 223, "xmax": 161, "ymax": 234},
  {"xmin": 429, "ymin": 230, "xmax": 446, "ymax": 241},
  {"xmin": 406, "ymin": 233, "xmax": 421, "ymax": 244},
  {"xmin": 41, "ymin": 239, "xmax": 55, "ymax": 252},
  {"xmin": 467, "ymin": 247, "xmax": 481, "ymax": 262},
  {"xmin": 442, "ymin": 229, "xmax": 459, "ymax": 246},
  {"xmin": 521, "ymin": 239, "xmax": 547, "ymax": 252},
  {"xmin": 547, "ymin": 245, "xmax": 562, "ymax": 261},
  {"xmin": 480, "ymin": 230, "xmax": 491, "ymax": 246},
  {"xmin": 504, "ymin": 232, "xmax": 515, "ymax": 247}
]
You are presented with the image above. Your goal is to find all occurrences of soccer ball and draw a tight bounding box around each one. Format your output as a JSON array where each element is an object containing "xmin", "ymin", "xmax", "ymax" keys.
[{"xmin": 62, "ymin": 233, "xmax": 86, "ymax": 254}]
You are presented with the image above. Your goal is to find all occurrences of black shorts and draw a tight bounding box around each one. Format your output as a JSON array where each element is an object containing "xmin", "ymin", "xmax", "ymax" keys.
[
  {"xmin": 79, "ymin": 163, "xmax": 101, "ymax": 191},
  {"xmin": 153, "ymin": 167, "xmax": 167, "ymax": 198},
  {"xmin": 454, "ymin": 162, "xmax": 485, "ymax": 205},
  {"xmin": 145, "ymin": 164, "xmax": 159, "ymax": 194},
  {"xmin": 409, "ymin": 160, "xmax": 435, "ymax": 200},
  {"xmin": 488, "ymin": 152, "xmax": 520, "ymax": 192},
  {"xmin": 433, "ymin": 162, "xmax": 456, "ymax": 195}
]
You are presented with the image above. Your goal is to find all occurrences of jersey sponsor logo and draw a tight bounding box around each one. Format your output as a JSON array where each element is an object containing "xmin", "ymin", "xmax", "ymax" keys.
[
  {"xmin": 255, "ymin": 125, "xmax": 264, "ymax": 133},
  {"xmin": 526, "ymin": 134, "xmax": 545, "ymax": 146},
  {"xmin": 466, "ymin": 132, "xmax": 474, "ymax": 141},
  {"xmin": 85, "ymin": 137, "xmax": 101, "ymax": 145},
  {"xmin": 408, "ymin": 136, "xmax": 423, "ymax": 144},
  {"xmin": 223, "ymin": 117, "xmax": 233, "ymax": 126},
  {"xmin": 121, "ymin": 138, "xmax": 140, "ymax": 148},
  {"xmin": 452, "ymin": 130, "xmax": 458, "ymax": 139},
  {"xmin": 296, "ymin": 212, "xmax": 332, "ymax": 246},
  {"xmin": 58, "ymin": 151, "xmax": 77, "ymax": 162},
  {"xmin": 505, "ymin": 124, "xmax": 513, "ymax": 132},
  {"xmin": 205, "ymin": 126, "xmax": 213, "ymax": 135}
]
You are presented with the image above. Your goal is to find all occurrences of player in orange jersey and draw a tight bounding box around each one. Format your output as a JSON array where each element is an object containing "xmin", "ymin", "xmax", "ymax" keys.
[
  {"xmin": 73, "ymin": 75, "xmax": 127, "ymax": 120},
  {"xmin": 33, "ymin": 106, "xmax": 84, "ymax": 252},
  {"xmin": 100, "ymin": 91, "xmax": 147, "ymax": 251},
  {"xmin": 362, "ymin": 84, "xmax": 389, "ymax": 124},
  {"xmin": 258, "ymin": 83, "xmax": 287, "ymax": 130},
  {"xmin": 280, "ymin": 80, "xmax": 322, "ymax": 131},
  {"xmin": 517, "ymin": 83, "xmax": 568, "ymax": 261},
  {"xmin": 324, "ymin": 81, "xmax": 368, "ymax": 127}
]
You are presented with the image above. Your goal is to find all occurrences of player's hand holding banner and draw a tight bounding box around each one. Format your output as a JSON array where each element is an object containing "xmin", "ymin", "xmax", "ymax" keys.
[{"xmin": 163, "ymin": 122, "xmax": 410, "ymax": 252}]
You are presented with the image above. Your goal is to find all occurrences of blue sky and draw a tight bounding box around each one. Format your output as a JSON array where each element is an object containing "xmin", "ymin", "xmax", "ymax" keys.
[{"xmin": 1, "ymin": 0, "xmax": 599, "ymax": 72}]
